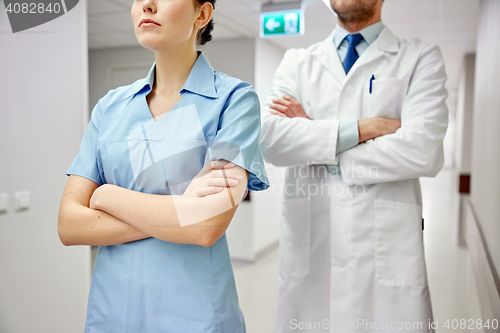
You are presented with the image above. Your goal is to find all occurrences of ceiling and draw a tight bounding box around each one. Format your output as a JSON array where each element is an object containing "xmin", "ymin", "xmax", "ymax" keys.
[{"xmin": 88, "ymin": 0, "xmax": 481, "ymax": 109}]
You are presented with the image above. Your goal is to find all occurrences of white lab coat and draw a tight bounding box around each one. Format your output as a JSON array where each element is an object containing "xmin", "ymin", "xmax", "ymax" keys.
[{"xmin": 260, "ymin": 26, "xmax": 448, "ymax": 333}]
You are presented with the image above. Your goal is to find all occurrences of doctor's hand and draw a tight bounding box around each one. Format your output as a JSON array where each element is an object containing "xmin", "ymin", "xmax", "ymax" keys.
[
  {"xmin": 183, "ymin": 161, "xmax": 242, "ymax": 198},
  {"xmin": 270, "ymin": 95, "xmax": 310, "ymax": 119},
  {"xmin": 358, "ymin": 117, "xmax": 401, "ymax": 143}
]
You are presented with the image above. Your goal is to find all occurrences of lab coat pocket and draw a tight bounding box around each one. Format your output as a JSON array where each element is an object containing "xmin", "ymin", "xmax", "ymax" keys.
[
  {"xmin": 365, "ymin": 78, "xmax": 409, "ymax": 119},
  {"xmin": 280, "ymin": 197, "xmax": 311, "ymax": 278},
  {"xmin": 374, "ymin": 199, "xmax": 427, "ymax": 287}
]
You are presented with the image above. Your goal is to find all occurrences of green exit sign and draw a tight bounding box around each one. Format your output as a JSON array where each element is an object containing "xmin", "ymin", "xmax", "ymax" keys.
[{"xmin": 260, "ymin": 9, "xmax": 304, "ymax": 38}]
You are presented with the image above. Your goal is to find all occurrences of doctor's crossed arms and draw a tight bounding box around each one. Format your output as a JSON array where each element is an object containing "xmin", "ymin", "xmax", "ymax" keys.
[{"xmin": 270, "ymin": 94, "xmax": 402, "ymax": 143}]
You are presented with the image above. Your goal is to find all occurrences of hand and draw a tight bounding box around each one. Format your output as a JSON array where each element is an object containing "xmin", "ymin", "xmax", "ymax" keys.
[
  {"xmin": 358, "ymin": 117, "xmax": 401, "ymax": 143},
  {"xmin": 380, "ymin": 118, "xmax": 402, "ymax": 135},
  {"xmin": 183, "ymin": 160, "xmax": 242, "ymax": 198},
  {"xmin": 270, "ymin": 95, "xmax": 310, "ymax": 119}
]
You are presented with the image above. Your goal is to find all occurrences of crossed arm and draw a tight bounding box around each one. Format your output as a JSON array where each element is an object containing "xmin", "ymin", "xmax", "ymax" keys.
[
  {"xmin": 269, "ymin": 95, "xmax": 401, "ymax": 144},
  {"xmin": 262, "ymin": 45, "xmax": 448, "ymax": 183},
  {"xmin": 259, "ymin": 50, "xmax": 401, "ymax": 168},
  {"xmin": 58, "ymin": 164, "xmax": 248, "ymax": 247}
]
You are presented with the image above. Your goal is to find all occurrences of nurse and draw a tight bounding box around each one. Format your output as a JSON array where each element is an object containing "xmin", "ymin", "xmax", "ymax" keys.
[{"xmin": 58, "ymin": 0, "xmax": 269, "ymax": 332}]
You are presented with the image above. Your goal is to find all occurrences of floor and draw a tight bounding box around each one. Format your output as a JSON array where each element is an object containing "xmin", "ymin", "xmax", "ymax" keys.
[{"xmin": 231, "ymin": 168, "xmax": 474, "ymax": 333}]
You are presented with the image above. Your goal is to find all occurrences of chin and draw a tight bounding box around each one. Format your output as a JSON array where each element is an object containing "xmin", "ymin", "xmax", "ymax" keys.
[
  {"xmin": 136, "ymin": 35, "xmax": 165, "ymax": 51},
  {"xmin": 136, "ymin": 32, "xmax": 190, "ymax": 52},
  {"xmin": 332, "ymin": 0, "xmax": 355, "ymax": 7}
]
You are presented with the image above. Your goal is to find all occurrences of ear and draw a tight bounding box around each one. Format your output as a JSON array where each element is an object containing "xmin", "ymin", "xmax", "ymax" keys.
[{"xmin": 194, "ymin": 2, "xmax": 213, "ymax": 30}]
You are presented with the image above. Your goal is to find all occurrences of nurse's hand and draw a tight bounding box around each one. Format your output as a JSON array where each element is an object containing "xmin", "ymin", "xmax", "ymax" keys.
[
  {"xmin": 183, "ymin": 161, "xmax": 242, "ymax": 198},
  {"xmin": 270, "ymin": 95, "xmax": 310, "ymax": 119}
]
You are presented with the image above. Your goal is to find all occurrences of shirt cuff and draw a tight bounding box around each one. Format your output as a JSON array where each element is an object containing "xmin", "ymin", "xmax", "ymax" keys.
[
  {"xmin": 337, "ymin": 119, "xmax": 359, "ymax": 153},
  {"xmin": 326, "ymin": 120, "xmax": 358, "ymax": 165}
]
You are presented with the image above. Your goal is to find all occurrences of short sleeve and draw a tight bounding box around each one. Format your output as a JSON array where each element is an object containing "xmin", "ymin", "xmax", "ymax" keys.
[
  {"xmin": 206, "ymin": 87, "xmax": 270, "ymax": 191},
  {"xmin": 66, "ymin": 101, "xmax": 103, "ymax": 186}
]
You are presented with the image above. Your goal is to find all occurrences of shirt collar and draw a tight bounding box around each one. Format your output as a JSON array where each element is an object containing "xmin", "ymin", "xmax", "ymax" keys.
[
  {"xmin": 333, "ymin": 20, "xmax": 384, "ymax": 49},
  {"xmin": 123, "ymin": 51, "xmax": 218, "ymax": 100}
]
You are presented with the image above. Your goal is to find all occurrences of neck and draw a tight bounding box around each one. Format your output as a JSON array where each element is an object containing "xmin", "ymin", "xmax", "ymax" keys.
[
  {"xmin": 153, "ymin": 42, "xmax": 198, "ymax": 96},
  {"xmin": 337, "ymin": 16, "xmax": 381, "ymax": 33}
]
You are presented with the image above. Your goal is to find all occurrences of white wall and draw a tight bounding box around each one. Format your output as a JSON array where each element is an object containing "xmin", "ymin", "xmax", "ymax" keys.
[
  {"xmin": 454, "ymin": 54, "xmax": 475, "ymax": 174},
  {"xmin": 252, "ymin": 39, "xmax": 286, "ymax": 255},
  {"xmin": 470, "ymin": 0, "xmax": 500, "ymax": 277},
  {"xmin": 453, "ymin": 54, "xmax": 475, "ymax": 247},
  {"xmin": 0, "ymin": 2, "xmax": 90, "ymax": 332}
]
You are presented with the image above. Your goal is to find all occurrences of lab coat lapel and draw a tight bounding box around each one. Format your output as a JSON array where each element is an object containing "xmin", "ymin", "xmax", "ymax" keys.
[
  {"xmin": 311, "ymin": 29, "xmax": 346, "ymax": 85},
  {"xmin": 312, "ymin": 26, "xmax": 399, "ymax": 86},
  {"xmin": 346, "ymin": 26, "xmax": 400, "ymax": 80}
]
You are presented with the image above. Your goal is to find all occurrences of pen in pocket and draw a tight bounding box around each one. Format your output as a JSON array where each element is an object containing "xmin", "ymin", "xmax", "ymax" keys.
[
  {"xmin": 370, "ymin": 74, "xmax": 375, "ymax": 94},
  {"xmin": 369, "ymin": 75, "xmax": 375, "ymax": 94}
]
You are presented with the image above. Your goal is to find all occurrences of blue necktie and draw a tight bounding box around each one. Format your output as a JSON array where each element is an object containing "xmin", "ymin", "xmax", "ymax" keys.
[{"xmin": 342, "ymin": 34, "xmax": 364, "ymax": 74}]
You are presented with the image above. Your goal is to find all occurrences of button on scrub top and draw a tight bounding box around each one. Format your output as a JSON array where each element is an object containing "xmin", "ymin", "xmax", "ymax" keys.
[{"xmin": 66, "ymin": 52, "xmax": 270, "ymax": 333}]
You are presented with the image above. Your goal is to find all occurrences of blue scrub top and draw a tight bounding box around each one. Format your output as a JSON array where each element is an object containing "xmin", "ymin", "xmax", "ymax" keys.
[{"xmin": 67, "ymin": 52, "xmax": 269, "ymax": 333}]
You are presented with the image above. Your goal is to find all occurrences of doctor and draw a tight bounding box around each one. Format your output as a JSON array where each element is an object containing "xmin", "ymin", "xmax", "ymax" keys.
[{"xmin": 260, "ymin": 0, "xmax": 449, "ymax": 332}]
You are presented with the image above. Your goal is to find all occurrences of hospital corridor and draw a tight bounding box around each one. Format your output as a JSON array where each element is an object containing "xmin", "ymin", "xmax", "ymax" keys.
[{"xmin": 1, "ymin": 0, "xmax": 499, "ymax": 332}]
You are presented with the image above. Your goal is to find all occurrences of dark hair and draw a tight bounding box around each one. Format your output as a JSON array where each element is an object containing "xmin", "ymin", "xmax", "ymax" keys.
[{"xmin": 195, "ymin": 0, "xmax": 216, "ymax": 45}]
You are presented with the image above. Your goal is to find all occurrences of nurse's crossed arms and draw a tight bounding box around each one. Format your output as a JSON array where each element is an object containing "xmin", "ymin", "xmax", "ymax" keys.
[{"xmin": 58, "ymin": 161, "xmax": 247, "ymax": 247}]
